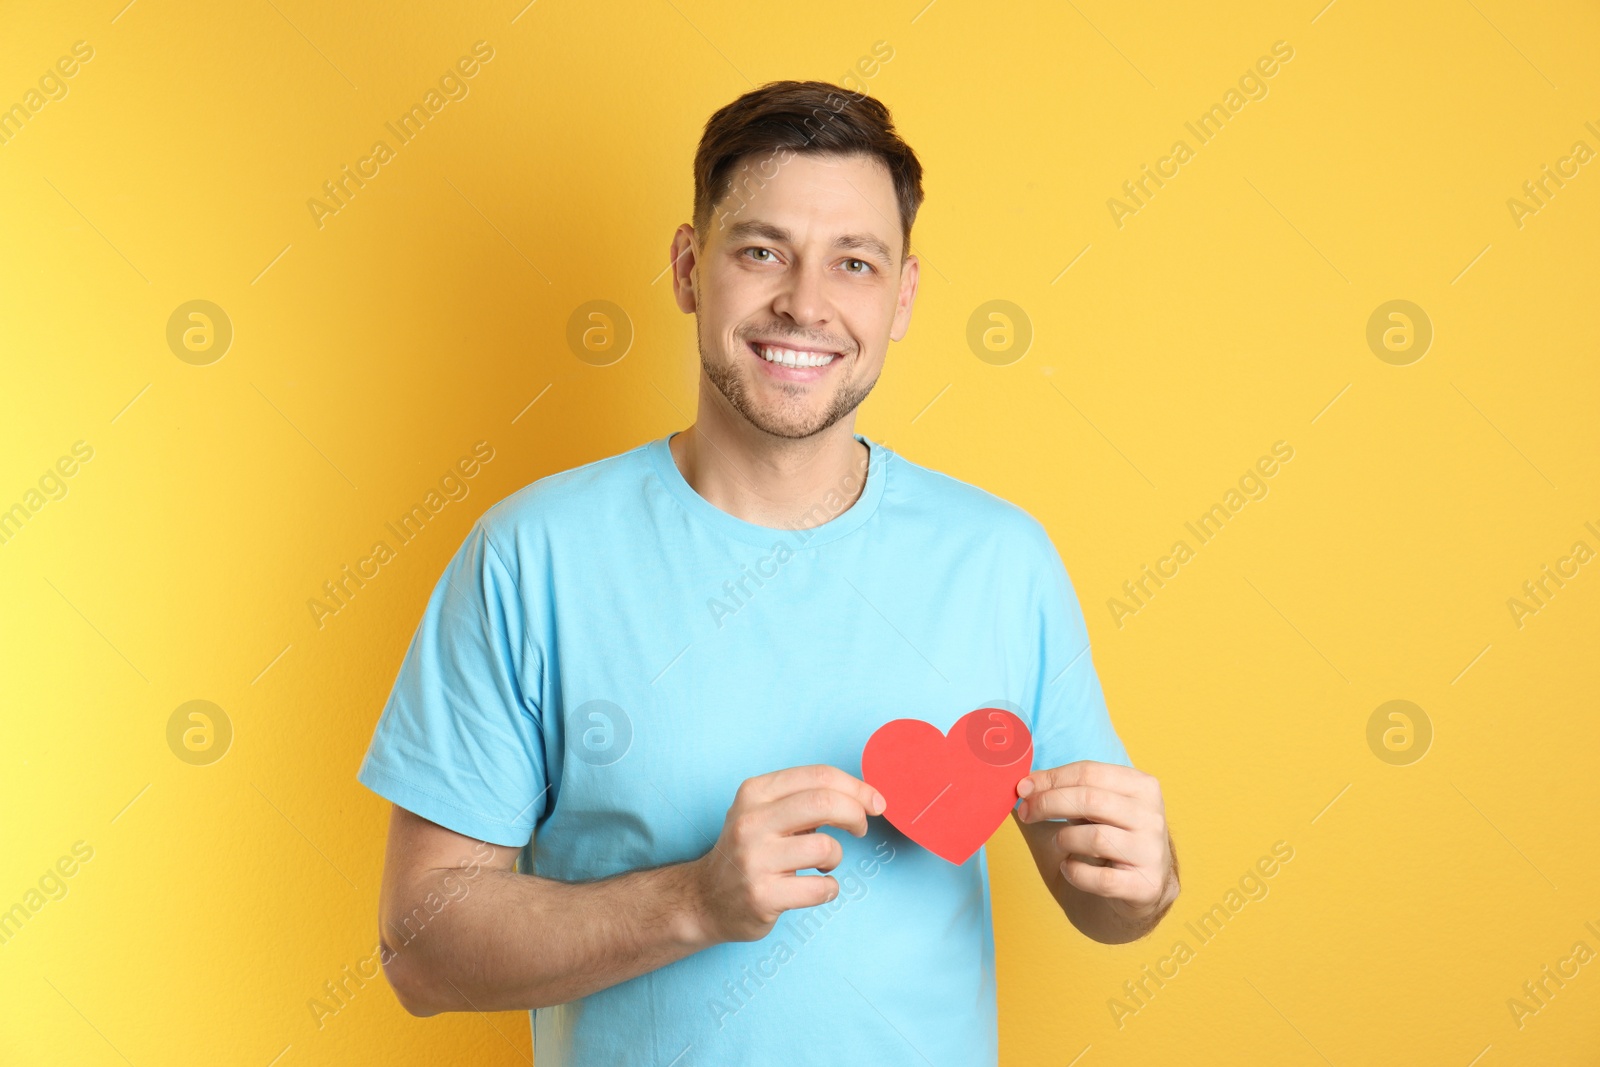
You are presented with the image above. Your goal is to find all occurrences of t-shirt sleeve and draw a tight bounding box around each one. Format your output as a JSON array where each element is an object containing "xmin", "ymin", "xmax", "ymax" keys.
[
  {"xmin": 1025, "ymin": 523, "xmax": 1133, "ymax": 771},
  {"xmin": 356, "ymin": 518, "xmax": 549, "ymax": 847}
]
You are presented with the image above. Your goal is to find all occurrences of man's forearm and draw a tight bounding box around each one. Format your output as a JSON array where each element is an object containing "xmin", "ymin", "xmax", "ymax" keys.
[{"xmin": 383, "ymin": 858, "xmax": 716, "ymax": 1014}]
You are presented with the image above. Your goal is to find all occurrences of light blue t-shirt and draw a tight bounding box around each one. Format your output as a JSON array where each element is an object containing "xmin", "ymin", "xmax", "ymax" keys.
[{"xmin": 357, "ymin": 430, "xmax": 1131, "ymax": 1066}]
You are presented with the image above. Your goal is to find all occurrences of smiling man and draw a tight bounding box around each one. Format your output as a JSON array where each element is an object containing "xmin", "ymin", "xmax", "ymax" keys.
[{"xmin": 358, "ymin": 80, "xmax": 1179, "ymax": 1066}]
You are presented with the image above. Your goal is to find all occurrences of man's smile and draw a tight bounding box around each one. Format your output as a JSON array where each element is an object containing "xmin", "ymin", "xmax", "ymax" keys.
[{"xmin": 746, "ymin": 339, "xmax": 846, "ymax": 381}]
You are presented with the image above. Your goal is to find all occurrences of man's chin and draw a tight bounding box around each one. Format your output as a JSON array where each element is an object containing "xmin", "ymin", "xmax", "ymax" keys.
[
  {"xmin": 701, "ymin": 348, "xmax": 865, "ymax": 441},
  {"xmin": 746, "ymin": 410, "xmax": 838, "ymax": 441}
]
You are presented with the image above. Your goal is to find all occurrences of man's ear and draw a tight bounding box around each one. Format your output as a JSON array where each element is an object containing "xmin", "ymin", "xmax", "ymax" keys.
[
  {"xmin": 669, "ymin": 224, "xmax": 699, "ymax": 314},
  {"xmin": 889, "ymin": 252, "xmax": 920, "ymax": 342}
]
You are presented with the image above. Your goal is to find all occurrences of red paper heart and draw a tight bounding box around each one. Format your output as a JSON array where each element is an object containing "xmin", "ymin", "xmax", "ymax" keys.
[{"xmin": 861, "ymin": 707, "xmax": 1034, "ymax": 865}]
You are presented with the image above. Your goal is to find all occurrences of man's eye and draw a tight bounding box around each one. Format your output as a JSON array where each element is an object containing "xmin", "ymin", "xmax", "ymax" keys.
[
  {"xmin": 843, "ymin": 258, "xmax": 873, "ymax": 274},
  {"xmin": 743, "ymin": 248, "xmax": 776, "ymax": 262}
]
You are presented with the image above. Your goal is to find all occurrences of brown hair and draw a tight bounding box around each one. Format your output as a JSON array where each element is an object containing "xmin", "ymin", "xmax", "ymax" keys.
[{"xmin": 692, "ymin": 79, "xmax": 924, "ymax": 260}]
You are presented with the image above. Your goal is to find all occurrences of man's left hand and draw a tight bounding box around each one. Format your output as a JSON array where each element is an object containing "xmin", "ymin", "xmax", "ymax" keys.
[{"xmin": 1014, "ymin": 760, "xmax": 1177, "ymax": 924}]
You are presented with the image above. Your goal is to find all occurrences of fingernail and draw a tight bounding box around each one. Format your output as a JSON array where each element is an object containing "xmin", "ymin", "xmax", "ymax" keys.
[
  {"xmin": 1016, "ymin": 778, "xmax": 1034, "ymax": 798},
  {"xmin": 872, "ymin": 792, "xmax": 886, "ymax": 815}
]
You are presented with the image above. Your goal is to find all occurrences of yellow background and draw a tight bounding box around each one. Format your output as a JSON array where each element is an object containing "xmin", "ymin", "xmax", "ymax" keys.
[{"xmin": 2, "ymin": 0, "xmax": 1596, "ymax": 1063}]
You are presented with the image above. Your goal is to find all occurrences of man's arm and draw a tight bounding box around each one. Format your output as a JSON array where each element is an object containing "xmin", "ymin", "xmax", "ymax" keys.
[
  {"xmin": 377, "ymin": 805, "xmax": 712, "ymax": 1014},
  {"xmin": 1011, "ymin": 761, "xmax": 1180, "ymax": 945},
  {"xmin": 377, "ymin": 765, "xmax": 885, "ymax": 1014}
]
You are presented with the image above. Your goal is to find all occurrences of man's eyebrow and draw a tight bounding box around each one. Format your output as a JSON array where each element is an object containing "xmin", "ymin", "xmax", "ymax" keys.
[
  {"xmin": 723, "ymin": 220, "xmax": 894, "ymax": 264},
  {"xmin": 833, "ymin": 231, "xmax": 895, "ymax": 264}
]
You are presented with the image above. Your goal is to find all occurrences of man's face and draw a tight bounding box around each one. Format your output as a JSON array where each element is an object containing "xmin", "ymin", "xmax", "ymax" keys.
[{"xmin": 671, "ymin": 150, "xmax": 919, "ymax": 440}]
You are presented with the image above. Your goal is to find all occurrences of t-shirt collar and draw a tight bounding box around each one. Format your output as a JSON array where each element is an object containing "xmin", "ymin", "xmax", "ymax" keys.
[{"xmin": 646, "ymin": 430, "xmax": 888, "ymax": 549}]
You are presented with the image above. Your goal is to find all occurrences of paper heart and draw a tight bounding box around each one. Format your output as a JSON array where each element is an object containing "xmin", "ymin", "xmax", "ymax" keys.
[{"xmin": 861, "ymin": 707, "xmax": 1034, "ymax": 865}]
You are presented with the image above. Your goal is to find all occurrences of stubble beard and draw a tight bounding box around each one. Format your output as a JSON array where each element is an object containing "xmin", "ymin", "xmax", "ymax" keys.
[{"xmin": 694, "ymin": 290, "xmax": 880, "ymax": 441}]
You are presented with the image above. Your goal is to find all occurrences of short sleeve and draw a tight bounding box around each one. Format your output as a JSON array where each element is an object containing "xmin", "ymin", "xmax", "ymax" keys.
[
  {"xmin": 356, "ymin": 520, "xmax": 548, "ymax": 847},
  {"xmin": 1025, "ymin": 525, "xmax": 1132, "ymax": 771}
]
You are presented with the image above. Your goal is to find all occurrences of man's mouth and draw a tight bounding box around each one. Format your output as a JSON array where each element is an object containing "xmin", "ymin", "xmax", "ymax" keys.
[{"xmin": 746, "ymin": 339, "xmax": 844, "ymax": 377}]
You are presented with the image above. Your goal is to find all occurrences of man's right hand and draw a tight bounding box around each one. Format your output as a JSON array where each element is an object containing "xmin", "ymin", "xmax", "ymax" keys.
[{"xmin": 688, "ymin": 765, "xmax": 887, "ymax": 944}]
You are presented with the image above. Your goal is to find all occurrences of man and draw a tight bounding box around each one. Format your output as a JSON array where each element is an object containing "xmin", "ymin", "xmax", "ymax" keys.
[{"xmin": 359, "ymin": 79, "xmax": 1179, "ymax": 1065}]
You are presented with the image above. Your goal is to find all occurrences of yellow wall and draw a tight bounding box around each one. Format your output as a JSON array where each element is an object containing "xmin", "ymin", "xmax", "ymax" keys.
[{"xmin": 3, "ymin": 1, "xmax": 1596, "ymax": 1063}]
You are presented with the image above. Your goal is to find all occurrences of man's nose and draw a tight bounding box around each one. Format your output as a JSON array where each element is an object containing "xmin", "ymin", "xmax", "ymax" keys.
[{"xmin": 771, "ymin": 260, "xmax": 831, "ymax": 329}]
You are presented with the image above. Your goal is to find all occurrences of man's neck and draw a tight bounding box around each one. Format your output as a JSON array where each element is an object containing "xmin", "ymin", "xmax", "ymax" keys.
[{"xmin": 668, "ymin": 416, "xmax": 870, "ymax": 531}]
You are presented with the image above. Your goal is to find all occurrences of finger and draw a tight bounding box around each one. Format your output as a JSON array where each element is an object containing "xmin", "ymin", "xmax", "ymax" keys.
[
  {"xmin": 771, "ymin": 829, "xmax": 845, "ymax": 875},
  {"xmin": 769, "ymin": 872, "xmax": 839, "ymax": 912},
  {"xmin": 745, "ymin": 765, "xmax": 886, "ymax": 816},
  {"xmin": 1016, "ymin": 784, "xmax": 1145, "ymax": 830},
  {"xmin": 1017, "ymin": 760, "xmax": 1152, "ymax": 804},
  {"xmin": 1055, "ymin": 825, "xmax": 1168, "ymax": 902},
  {"xmin": 1052, "ymin": 822, "xmax": 1148, "ymax": 867},
  {"xmin": 1060, "ymin": 855, "xmax": 1148, "ymax": 900},
  {"xmin": 761, "ymin": 787, "xmax": 872, "ymax": 838}
]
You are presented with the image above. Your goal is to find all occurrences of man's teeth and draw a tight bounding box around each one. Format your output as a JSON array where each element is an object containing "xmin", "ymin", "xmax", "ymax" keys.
[{"xmin": 756, "ymin": 344, "xmax": 838, "ymax": 368}]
